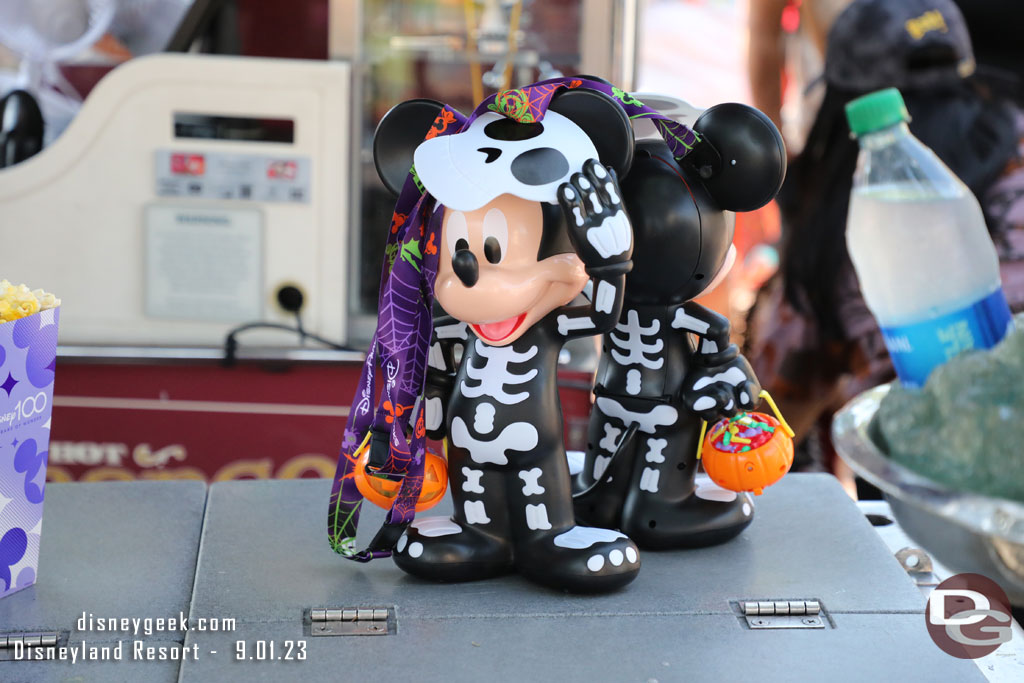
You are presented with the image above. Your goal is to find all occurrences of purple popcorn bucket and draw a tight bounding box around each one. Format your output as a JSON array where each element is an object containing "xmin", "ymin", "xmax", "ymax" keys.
[{"xmin": 0, "ymin": 306, "xmax": 58, "ymax": 599}]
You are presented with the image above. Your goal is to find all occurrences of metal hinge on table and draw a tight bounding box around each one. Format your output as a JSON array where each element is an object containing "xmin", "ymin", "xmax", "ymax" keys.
[
  {"xmin": 0, "ymin": 633, "xmax": 61, "ymax": 660},
  {"xmin": 741, "ymin": 600, "xmax": 826, "ymax": 629},
  {"xmin": 308, "ymin": 607, "xmax": 395, "ymax": 636}
]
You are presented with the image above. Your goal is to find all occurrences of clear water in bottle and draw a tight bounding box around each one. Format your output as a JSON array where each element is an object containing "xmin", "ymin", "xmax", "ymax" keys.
[{"xmin": 845, "ymin": 88, "xmax": 1013, "ymax": 388}]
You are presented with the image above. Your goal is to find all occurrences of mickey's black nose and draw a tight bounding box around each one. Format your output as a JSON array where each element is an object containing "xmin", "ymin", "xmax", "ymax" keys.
[{"xmin": 452, "ymin": 250, "xmax": 479, "ymax": 287}]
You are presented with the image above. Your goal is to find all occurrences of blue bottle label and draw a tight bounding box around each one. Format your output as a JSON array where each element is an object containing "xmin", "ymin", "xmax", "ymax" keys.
[{"xmin": 880, "ymin": 288, "xmax": 1014, "ymax": 388}]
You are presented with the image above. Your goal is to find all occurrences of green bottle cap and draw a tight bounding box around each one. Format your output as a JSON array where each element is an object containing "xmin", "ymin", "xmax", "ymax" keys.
[{"xmin": 845, "ymin": 88, "xmax": 910, "ymax": 137}]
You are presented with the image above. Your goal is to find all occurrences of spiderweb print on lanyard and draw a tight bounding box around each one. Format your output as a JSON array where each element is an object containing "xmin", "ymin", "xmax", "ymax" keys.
[{"xmin": 328, "ymin": 78, "xmax": 703, "ymax": 561}]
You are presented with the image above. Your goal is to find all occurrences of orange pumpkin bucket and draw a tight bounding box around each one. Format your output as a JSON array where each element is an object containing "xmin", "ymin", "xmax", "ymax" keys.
[
  {"xmin": 353, "ymin": 436, "xmax": 449, "ymax": 512},
  {"xmin": 698, "ymin": 391, "xmax": 795, "ymax": 495}
]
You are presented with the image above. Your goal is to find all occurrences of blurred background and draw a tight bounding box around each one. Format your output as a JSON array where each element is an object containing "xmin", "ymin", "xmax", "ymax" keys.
[{"xmin": 0, "ymin": 0, "xmax": 1020, "ymax": 489}]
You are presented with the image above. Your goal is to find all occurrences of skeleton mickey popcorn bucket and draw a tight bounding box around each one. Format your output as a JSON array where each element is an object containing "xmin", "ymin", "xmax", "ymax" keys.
[
  {"xmin": 0, "ymin": 281, "xmax": 60, "ymax": 599},
  {"xmin": 327, "ymin": 78, "xmax": 787, "ymax": 591},
  {"xmin": 327, "ymin": 78, "xmax": 669, "ymax": 593},
  {"xmin": 568, "ymin": 99, "xmax": 787, "ymax": 548}
]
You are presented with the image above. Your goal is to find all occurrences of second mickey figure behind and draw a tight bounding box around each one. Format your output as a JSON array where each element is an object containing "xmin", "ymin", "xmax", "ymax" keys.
[{"xmin": 573, "ymin": 99, "xmax": 786, "ymax": 548}]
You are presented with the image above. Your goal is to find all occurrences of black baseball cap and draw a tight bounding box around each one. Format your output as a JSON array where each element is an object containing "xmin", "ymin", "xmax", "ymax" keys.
[{"xmin": 825, "ymin": 0, "xmax": 976, "ymax": 92}]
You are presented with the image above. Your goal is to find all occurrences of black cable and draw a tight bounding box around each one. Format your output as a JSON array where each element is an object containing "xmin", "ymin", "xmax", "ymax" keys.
[
  {"xmin": 222, "ymin": 320, "xmax": 346, "ymax": 367},
  {"xmin": 571, "ymin": 423, "xmax": 639, "ymax": 500},
  {"xmin": 294, "ymin": 310, "xmax": 306, "ymax": 345}
]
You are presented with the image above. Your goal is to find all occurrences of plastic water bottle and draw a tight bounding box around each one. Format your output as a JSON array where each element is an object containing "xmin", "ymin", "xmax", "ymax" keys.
[{"xmin": 845, "ymin": 88, "xmax": 1014, "ymax": 388}]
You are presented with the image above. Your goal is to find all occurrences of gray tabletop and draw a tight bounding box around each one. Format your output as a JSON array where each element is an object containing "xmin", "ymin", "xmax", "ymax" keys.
[
  {"xmin": 0, "ymin": 475, "xmax": 987, "ymax": 682},
  {"xmin": 178, "ymin": 474, "xmax": 983, "ymax": 682},
  {"xmin": 0, "ymin": 480, "xmax": 207, "ymax": 682}
]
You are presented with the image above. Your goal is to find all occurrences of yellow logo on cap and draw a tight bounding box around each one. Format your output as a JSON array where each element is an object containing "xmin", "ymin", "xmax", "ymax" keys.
[{"xmin": 906, "ymin": 10, "xmax": 948, "ymax": 40}]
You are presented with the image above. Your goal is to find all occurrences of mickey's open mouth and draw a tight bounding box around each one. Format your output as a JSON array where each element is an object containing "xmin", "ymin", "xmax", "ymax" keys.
[{"xmin": 471, "ymin": 312, "xmax": 528, "ymax": 344}]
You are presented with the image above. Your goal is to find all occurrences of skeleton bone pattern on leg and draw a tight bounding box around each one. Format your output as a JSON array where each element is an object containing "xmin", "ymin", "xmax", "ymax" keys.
[
  {"xmin": 525, "ymin": 503, "xmax": 552, "ymax": 531},
  {"xmin": 599, "ymin": 423, "xmax": 622, "ymax": 452},
  {"xmin": 461, "ymin": 340, "xmax": 538, "ymax": 405},
  {"xmin": 461, "ymin": 467, "xmax": 485, "ymax": 494},
  {"xmin": 639, "ymin": 467, "xmax": 661, "ymax": 493},
  {"xmin": 518, "ymin": 468, "xmax": 545, "ymax": 496},
  {"xmin": 644, "ymin": 438, "xmax": 667, "ymax": 463},
  {"xmin": 464, "ymin": 500, "xmax": 491, "ymax": 525}
]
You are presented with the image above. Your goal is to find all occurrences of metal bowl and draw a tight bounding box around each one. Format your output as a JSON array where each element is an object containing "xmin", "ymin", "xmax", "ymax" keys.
[{"xmin": 833, "ymin": 384, "xmax": 1024, "ymax": 604}]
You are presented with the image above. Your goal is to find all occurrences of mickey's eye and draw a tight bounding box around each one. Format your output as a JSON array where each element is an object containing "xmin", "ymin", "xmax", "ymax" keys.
[
  {"xmin": 446, "ymin": 211, "xmax": 469, "ymax": 255},
  {"xmin": 482, "ymin": 208, "xmax": 508, "ymax": 264},
  {"xmin": 484, "ymin": 237, "xmax": 501, "ymax": 263},
  {"xmin": 478, "ymin": 147, "xmax": 502, "ymax": 163}
]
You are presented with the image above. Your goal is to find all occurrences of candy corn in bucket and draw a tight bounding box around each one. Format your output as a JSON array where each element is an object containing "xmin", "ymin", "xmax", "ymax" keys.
[{"xmin": 699, "ymin": 391, "xmax": 795, "ymax": 495}]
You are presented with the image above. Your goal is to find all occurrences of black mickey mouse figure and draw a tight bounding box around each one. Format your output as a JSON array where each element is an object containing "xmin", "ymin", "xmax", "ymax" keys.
[
  {"xmin": 571, "ymin": 97, "xmax": 787, "ymax": 549},
  {"xmin": 369, "ymin": 81, "xmax": 644, "ymax": 593}
]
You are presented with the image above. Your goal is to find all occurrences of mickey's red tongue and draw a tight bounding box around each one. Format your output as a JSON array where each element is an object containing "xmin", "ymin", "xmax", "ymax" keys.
[{"xmin": 474, "ymin": 313, "xmax": 526, "ymax": 342}]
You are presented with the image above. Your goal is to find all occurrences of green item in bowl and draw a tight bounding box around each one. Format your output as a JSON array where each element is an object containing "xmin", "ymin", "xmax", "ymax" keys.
[{"xmin": 875, "ymin": 314, "xmax": 1024, "ymax": 502}]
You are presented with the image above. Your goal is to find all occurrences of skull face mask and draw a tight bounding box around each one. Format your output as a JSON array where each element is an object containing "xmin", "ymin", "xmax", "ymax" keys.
[{"xmin": 413, "ymin": 110, "xmax": 600, "ymax": 212}]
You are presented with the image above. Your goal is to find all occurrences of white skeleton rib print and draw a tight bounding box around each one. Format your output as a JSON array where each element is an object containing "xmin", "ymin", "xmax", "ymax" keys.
[
  {"xmin": 609, "ymin": 310, "xmax": 664, "ymax": 370},
  {"xmin": 461, "ymin": 340, "xmax": 538, "ymax": 405}
]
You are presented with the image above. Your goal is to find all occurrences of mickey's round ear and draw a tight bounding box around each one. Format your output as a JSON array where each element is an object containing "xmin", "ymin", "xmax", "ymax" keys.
[
  {"xmin": 373, "ymin": 98, "xmax": 449, "ymax": 195},
  {"xmin": 549, "ymin": 88, "xmax": 634, "ymax": 177},
  {"xmin": 690, "ymin": 103, "xmax": 786, "ymax": 212}
]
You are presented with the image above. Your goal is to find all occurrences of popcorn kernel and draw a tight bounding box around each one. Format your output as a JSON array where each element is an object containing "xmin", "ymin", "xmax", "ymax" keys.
[{"xmin": 0, "ymin": 279, "xmax": 60, "ymax": 323}]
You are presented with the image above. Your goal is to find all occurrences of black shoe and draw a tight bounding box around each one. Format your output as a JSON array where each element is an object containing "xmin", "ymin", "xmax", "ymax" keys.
[
  {"xmin": 620, "ymin": 474, "xmax": 754, "ymax": 550},
  {"xmin": 393, "ymin": 516, "xmax": 514, "ymax": 582},
  {"xmin": 515, "ymin": 525, "xmax": 640, "ymax": 593}
]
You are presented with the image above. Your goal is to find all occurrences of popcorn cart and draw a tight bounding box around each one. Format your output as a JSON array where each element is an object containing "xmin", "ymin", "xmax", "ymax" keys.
[{"xmin": 0, "ymin": 0, "xmax": 637, "ymax": 484}]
